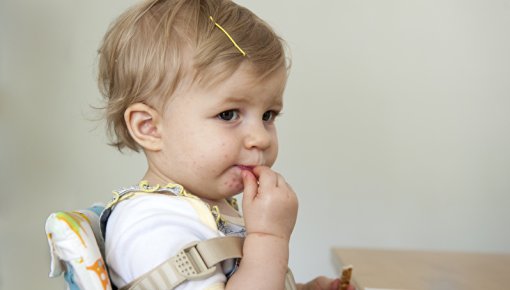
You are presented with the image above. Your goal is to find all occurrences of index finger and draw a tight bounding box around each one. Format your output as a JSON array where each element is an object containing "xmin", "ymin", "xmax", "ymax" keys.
[{"xmin": 252, "ymin": 166, "xmax": 279, "ymax": 188}]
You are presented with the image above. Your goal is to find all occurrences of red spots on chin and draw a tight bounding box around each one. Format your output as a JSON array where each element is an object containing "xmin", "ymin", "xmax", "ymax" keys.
[{"xmin": 224, "ymin": 177, "xmax": 243, "ymax": 191}]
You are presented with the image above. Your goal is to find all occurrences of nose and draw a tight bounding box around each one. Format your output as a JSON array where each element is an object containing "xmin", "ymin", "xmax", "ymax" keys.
[{"xmin": 243, "ymin": 121, "xmax": 272, "ymax": 150}]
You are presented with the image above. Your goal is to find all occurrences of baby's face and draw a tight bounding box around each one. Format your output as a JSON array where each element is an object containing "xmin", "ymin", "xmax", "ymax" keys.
[{"xmin": 155, "ymin": 63, "xmax": 287, "ymax": 200}]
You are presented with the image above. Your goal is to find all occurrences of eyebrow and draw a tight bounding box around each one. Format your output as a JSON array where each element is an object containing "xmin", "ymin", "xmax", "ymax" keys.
[{"xmin": 220, "ymin": 95, "xmax": 283, "ymax": 107}]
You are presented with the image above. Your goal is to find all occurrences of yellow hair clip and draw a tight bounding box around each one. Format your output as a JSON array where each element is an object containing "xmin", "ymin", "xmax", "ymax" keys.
[{"xmin": 209, "ymin": 16, "xmax": 247, "ymax": 57}]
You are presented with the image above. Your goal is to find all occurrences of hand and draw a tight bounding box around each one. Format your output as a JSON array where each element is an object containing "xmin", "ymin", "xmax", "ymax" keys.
[
  {"xmin": 296, "ymin": 276, "xmax": 355, "ymax": 290},
  {"xmin": 241, "ymin": 166, "xmax": 298, "ymax": 241}
]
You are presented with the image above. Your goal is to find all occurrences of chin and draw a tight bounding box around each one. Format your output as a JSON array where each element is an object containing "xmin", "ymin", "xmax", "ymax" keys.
[
  {"xmin": 222, "ymin": 181, "xmax": 244, "ymax": 196},
  {"xmin": 227, "ymin": 185, "xmax": 244, "ymax": 196}
]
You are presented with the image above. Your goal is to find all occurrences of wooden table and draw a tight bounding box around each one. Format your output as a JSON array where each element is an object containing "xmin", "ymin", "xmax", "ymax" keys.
[{"xmin": 332, "ymin": 248, "xmax": 510, "ymax": 290}]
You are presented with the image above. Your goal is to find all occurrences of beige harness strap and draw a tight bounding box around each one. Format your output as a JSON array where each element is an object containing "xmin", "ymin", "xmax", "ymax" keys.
[
  {"xmin": 121, "ymin": 235, "xmax": 297, "ymax": 290},
  {"xmin": 196, "ymin": 235, "xmax": 244, "ymax": 268},
  {"xmin": 121, "ymin": 236, "xmax": 243, "ymax": 290}
]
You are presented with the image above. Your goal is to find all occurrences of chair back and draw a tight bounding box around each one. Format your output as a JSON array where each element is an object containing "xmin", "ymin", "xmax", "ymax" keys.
[{"xmin": 45, "ymin": 204, "xmax": 113, "ymax": 290}]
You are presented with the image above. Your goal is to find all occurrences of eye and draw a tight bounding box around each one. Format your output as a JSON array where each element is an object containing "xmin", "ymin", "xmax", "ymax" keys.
[
  {"xmin": 262, "ymin": 110, "xmax": 279, "ymax": 122},
  {"xmin": 218, "ymin": 110, "xmax": 239, "ymax": 121}
]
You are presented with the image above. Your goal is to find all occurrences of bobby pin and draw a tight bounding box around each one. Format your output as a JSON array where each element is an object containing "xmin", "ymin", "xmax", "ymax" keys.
[{"xmin": 209, "ymin": 16, "xmax": 247, "ymax": 57}]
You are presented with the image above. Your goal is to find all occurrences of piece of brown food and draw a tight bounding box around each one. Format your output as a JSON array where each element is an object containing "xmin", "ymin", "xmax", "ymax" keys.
[{"xmin": 339, "ymin": 266, "xmax": 353, "ymax": 290}]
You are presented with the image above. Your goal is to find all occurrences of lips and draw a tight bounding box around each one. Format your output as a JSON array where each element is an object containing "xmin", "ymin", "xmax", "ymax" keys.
[{"xmin": 237, "ymin": 165, "xmax": 255, "ymax": 171}]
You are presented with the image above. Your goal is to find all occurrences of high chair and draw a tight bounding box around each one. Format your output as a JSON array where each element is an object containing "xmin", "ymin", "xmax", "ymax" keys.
[
  {"xmin": 45, "ymin": 203, "xmax": 246, "ymax": 290},
  {"xmin": 45, "ymin": 203, "xmax": 296, "ymax": 290}
]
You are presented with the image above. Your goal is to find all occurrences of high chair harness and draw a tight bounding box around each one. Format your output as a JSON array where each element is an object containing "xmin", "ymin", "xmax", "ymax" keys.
[
  {"xmin": 100, "ymin": 182, "xmax": 297, "ymax": 290},
  {"xmin": 121, "ymin": 236, "xmax": 242, "ymax": 290}
]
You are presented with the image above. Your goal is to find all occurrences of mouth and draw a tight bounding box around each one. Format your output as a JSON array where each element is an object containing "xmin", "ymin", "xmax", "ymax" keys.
[{"xmin": 237, "ymin": 165, "xmax": 255, "ymax": 172}]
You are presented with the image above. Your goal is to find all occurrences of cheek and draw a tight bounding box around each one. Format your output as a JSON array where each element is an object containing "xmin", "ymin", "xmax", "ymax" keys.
[
  {"xmin": 215, "ymin": 140, "xmax": 237, "ymax": 160},
  {"xmin": 266, "ymin": 151, "xmax": 278, "ymax": 167},
  {"xmin": 266, "ymin": 136, "xmax": 279, "ymax": 166},
  {"xmin": 218, "ymin": 142, "xmax": 243, "ymax": 190},
  {"xmin": 196, "ymin": 141, "xmax": 236, "ymax": 172},
  {"xmin": 274, "ymin": 138, "xmax": 279, "ymax": 158}
]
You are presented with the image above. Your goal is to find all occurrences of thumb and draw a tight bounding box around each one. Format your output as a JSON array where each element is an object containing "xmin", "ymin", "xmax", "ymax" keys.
[
  {"xmin": 241, "ymin": 170, "xmax": 258, "ymax": 203},
  {"xmin": 330, "ymin": 279, "xmax": 341, "ymax": 290}
]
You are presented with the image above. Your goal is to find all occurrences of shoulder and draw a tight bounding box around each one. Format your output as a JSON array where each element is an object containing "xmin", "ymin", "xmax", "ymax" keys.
[
  {"xmin": 109, "ymin": 194, "xmax": 218, "ymax": 233},
  {"xmin": 105, "ymin": 194, "xmax": 223, "ymax": 286}
]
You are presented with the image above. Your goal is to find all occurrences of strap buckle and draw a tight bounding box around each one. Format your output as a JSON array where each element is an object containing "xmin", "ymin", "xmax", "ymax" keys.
[{"xmin": 174, "ymin": 241, "xmax": 217, "ymax": 280}]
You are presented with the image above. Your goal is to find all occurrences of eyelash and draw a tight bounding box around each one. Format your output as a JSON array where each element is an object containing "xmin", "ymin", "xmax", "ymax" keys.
[
  {"xmin": 262, "ymin": 110, "xmax": 280, "ymax": 122},
  {"xmin": 217, "ymin": 110, "xmax": 281, "ymax": 122},
  {"xmin": 217, "ymin": 110, "xmax": 240, "ymax": 121}
]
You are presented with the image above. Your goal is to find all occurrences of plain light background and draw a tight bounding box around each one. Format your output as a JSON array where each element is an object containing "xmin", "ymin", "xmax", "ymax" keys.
[{"xmin": 1, "ymin": 0, "xmax": 509, "ymax": 289}]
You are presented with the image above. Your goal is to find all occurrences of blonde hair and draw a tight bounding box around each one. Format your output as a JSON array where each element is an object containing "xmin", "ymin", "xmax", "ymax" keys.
[{"xmin": 98, "ymin": 0, "xmax": 288, "ymax": 151}]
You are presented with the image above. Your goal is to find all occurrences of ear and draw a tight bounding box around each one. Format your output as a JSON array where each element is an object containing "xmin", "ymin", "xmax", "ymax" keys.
[{"xmin": 124, "ymin": 103, "xmax": 163, "ymax": 151}]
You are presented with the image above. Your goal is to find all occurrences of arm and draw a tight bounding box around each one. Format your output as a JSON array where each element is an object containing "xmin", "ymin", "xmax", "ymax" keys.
[
  {"xmin": 105, "ymin": 195, "xmax": 227, "ymax": 289},
  {"xmin": 226, "ymin": 166, "xmax": 298, "ymax": 290}
]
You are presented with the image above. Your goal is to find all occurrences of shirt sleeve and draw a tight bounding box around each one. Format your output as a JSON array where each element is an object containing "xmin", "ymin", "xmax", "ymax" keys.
[{"xmin": 105, "ymin": 194, "xmax": 226, "ymax": 290}]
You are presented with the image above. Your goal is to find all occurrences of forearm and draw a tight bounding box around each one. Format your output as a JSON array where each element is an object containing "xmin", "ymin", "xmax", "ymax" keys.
[{"xmin": 226, "ymin": 233, "xmax": 289, "ymax": 290}]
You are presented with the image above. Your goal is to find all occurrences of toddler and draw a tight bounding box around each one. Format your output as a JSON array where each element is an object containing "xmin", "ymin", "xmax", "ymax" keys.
[{"xmin": 98, "ymin": 0, "xmax": 348, "ymax": 289}]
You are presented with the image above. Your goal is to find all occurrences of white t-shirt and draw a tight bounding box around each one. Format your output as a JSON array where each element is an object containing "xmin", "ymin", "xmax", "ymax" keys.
[{"xmin": 105, "ymin": 194, "xmax": 234, "ymax": 290}]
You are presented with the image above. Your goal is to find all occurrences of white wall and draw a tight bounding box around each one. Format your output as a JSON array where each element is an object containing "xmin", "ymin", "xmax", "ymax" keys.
[{"xmin": 1, "ymin": 0, "xmax": 509, "ymax": 289}]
